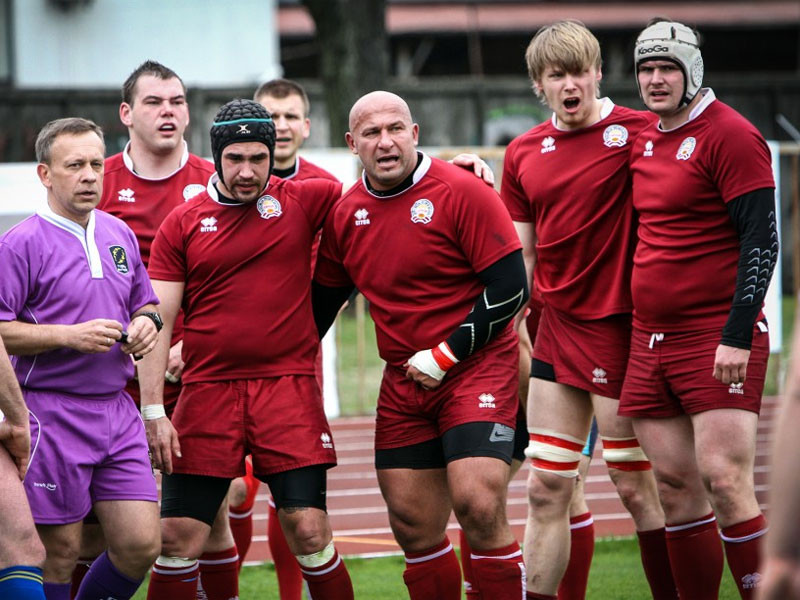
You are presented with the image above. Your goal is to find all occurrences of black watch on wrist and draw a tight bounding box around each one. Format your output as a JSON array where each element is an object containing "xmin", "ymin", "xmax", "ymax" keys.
[{"xmin": 140, "ymin": 312, "xmax": 163, "ymax": 332}]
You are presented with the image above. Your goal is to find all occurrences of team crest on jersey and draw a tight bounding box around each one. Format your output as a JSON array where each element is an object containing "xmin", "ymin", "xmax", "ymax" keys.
[
  {"xmin": 540, "ymin": 136, "xmax": 556, "ymax": 154},
  {"xmin": 676, "ymin": 137, "xmax": 697, "ymax": 161},
  {"xmin": 182, "ymin": 184, "xmax": 205, "ymax": 201},
  {"xmin": 410, "ymin": 199, "xmax": 434, "ymax": 224},
  {"xmin": 354, "ymin": 208, "xmax": 371, "ymax": 226},
  {"xmin": 602, "ymin": 125, "xmax": 628, "ymax": 148},
  {"xmin": 257, "ymin": 195, "xmax": 282, "ymax": 220},
  {"xmin": 108, "ymin": 245, "xmax": 129, "ymax": 274},
  {"xmin": 117, "ymin": 188, "xmax": 135, "ymax": 203},
  {"xmin": 643, "ymin": 140, "xmax": 654, "ymax": 157}
]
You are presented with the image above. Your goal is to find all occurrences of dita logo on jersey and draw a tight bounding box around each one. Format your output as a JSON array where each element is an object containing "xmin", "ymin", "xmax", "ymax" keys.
[
  {"xmin": 729, "ymin": 382, "xmax": 744, "ymax": 395},
  {"xmin": 109, "ymin": 245, "xmax": 130, "ymax": 274},
  {"xmin": 478, "ymin": 393, "xmax": 496, "ymax": 409},
  {"xmin": 603, "ymin": 125, "xmax": 628, "ymax": 148},
  {"xmin": 200, "ymin": 217, "xmax": 218, "ymax": 232},
  {"xmin": 257, "ymin": 195, "xmax": 282, "ymax": 220},
  {"xmin": 643, "ymin": 140, "xmax": 654, "ymax": 157},
  {"xmin": 320, "ymin": 432, "xmax": 334, "ymax": 449},
  {"xmin": 410, "ymin": 199, "xmax": 434, "ymax": 224},
  {"xmin": 183, "ymin": 184, "xmax": 206, "ymax": 201},
  {"xmin": 540, "ymin": 136, "xmax": 556, "ymax": 154},
  {"xmin": 676, "ymin": 137, "xmax": 697, "ymax": 161},
  {"xmin": 354, "ymin": 208, "xmax": 371, "ymax": 226},
  {"xmin": 592, "ymin": 368, "xmax": 608, "ymax": 384},
  {"xmin": 117, "ymin": 188, "xmax": 135, "ymax": 203}
]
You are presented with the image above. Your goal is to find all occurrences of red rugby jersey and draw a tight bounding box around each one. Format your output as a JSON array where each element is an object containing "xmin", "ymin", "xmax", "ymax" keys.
[
  {"xmin": 502, "ymin": 101, "xmax": 652, "ymax": 319},
  {"xmin": 314, "ymin": 154, "xmax": 521, "ymax": 366},
  {"xmin": 149, "ymin": 175, "xmax": 342, "ymax": 382},
  {"xmin": 629, "ymin": 92, "xmax": 775, "ymax": 332},
  {"xmin": 283, "ymin": 156, "xmax": 339, "ymax": 183}
]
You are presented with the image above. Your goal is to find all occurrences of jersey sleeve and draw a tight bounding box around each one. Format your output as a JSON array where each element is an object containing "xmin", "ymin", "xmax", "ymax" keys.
[
  {"xmin": 453, "ymin": 176, "xmax": 522, "ymax": 273},
  {"xmin": 709, "ymin": 121, "xmax": 775, "ymax": 203},
  {"xmin": 313, "ymin": 212, "xmax": 353, "ymax": 288},
  {"xmin": 294, "ymin": 179, "xmax": 344, "ymax": 233},
  {"xmin": 0, "ymin": 241, "xmax": 30, "ymax": 321},
  {"xmin": 500, "ymin": 140, "xmax": 533, "ymax": 223},
  {"xmin": 148, "ymin": 209, "xmax": 188, "ymax": 282}
]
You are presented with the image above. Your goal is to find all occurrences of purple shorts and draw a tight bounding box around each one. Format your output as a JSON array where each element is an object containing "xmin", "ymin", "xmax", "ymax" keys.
[{"xmin": 24, "ymin": 389, "xmax": 157, "ymax": 525}]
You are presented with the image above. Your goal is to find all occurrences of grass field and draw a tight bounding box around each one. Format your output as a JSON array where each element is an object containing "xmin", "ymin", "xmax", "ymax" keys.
[{"xmin": 131, "ymin": 536, "xmax": 744, "ymax": 598}]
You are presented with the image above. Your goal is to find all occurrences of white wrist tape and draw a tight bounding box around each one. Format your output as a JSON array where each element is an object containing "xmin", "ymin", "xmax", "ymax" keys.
[
  {"xmin": 141, "ymin": 404, "xmax": 167, "ymax": 420},
  {"xmin": 407, "ymin": 349, "xmax": 446, "ymax": 381}
]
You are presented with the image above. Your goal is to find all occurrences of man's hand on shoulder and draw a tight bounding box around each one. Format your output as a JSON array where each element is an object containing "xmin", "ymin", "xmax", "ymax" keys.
[{"xmin": 450, "ymin": 153, "xmax": 495, "ymax": 186}]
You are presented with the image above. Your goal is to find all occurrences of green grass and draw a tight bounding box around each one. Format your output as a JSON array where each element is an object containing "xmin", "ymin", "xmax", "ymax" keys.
[
  {"xmin": 131, "ymin": 536, "xmax": 744, "ymax": 598},
  {"xmin": 763, "ymin": 295, "xmax": 796, "ymax": 396}
]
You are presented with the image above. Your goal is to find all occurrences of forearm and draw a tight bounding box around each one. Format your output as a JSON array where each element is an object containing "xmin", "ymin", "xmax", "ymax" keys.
[
  {"xmin": 137, "ymin": 315, "xmax": 172, "ymax": 409},
  {"xmin": 0, "ymin": 320, "xmax": 70, "ymax": 355},
  {"xmin": 0, "ymin": 341, "xmax": 27, "ymax": 424}
]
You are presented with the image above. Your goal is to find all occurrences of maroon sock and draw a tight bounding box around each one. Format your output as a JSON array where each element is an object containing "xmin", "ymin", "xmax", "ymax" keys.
[
  {"xmin": 720, "ymin": 514, "xmax": 768, "ymax": 599},
  {"xmin": 70, "ymin": 558, "xmax": 93, "ymax": 599},
  {"xmin": 147, "ymin": 559, "xmax": 200, "ymax": 600},
  {"xmin": 470, "ymin": 540, "xmax": 526, "ymax": 600},
  {"xmin": 268, "ymin": 502, "xmax": 303, "ymax": 600},
  {"xmin": 665, "ymin": 513, "xmax": 723, "ymax": 600},
  {"xmin": 403, "ymin": 538, "xmax": 462, "ymax": 600},
  {"xmin": 299, "ymin": 545, "xmax": 353, "ymax": 600},
  {"xmin": 459, "ymin": 530, "xmax": 479, "ymax": 599},
  {"xmin": 198, "ymin": 547, "xmax": 239, "ymax": 600},
  {"xmin": 637, "ymin": 527, "xmax": 678, "ymax": 600},
  {"xmin": 558, "ymin": 512, "xmax": 594, "ymax": 600}
]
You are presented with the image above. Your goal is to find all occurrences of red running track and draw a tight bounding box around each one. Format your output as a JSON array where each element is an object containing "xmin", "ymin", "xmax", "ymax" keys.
[{"xmin": 243, "ymin": 396, "xmax": 778, "ymax": 564}]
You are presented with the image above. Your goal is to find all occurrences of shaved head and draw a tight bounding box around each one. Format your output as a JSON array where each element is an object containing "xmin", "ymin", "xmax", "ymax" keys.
[{"xmin": 349, "ymin": 91, "xmax": 413, "ymax": 132}]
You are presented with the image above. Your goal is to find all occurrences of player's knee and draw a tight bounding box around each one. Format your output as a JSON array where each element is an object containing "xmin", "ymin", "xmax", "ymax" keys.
[
  {"xmin": 284, "ymin": 510, "xmax": 330, "ymax": 555},
  {"xmin": 525, "ymin": 428, "xmax": 584, "ymax": 480},
  {"xmin": 227, "ymin": 477, "xmax": 248, "ymax": 507},
  {"xmin": 702, "ymin": 466, "xmax": 749, "ymax": 505},
  {"xmin": 452, "ymin": 492, "xmax": 504, "ymax": 538},
  {"xmin": 41, "ymin": 535, "xmax": 81, "ymax": 581},
  {"xmin": 526, "ymin": 469, "xmax": 574, "ymax": 513},
  {"xmin": 11, "ymin": 526, "xmax": 46, "ymax": 567},
  {"xmin": 109, "ymin": 534, "xmax": 160, "ymax": 576},
  {"xmin": 160, "ymin": 521, "xmax": 205, "ymax": 560}
]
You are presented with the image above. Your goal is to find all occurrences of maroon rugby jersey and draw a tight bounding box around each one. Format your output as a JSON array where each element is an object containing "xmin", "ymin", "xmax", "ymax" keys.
[
  {"xmin": 148, "ymin": 175, "xmax": 342, "ymax": 382},
  {"xmin": 281, "ymin": 156, "xmax": 339, "ymax": 183},
  {"xmin": 629, "ymin": 92, "xmax": 774, "ymax": 332},
  {"xmin": 314, "ymin": 154, "xmax": 521, "ymax": 366},
  {"xmin": 502, "ymin": 100, "xmax": 653, "ymax": 319}
]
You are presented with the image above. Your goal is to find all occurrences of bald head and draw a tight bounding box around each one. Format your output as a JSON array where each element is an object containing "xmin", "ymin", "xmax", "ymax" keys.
[
  {"xmin": 349, "ymin": 91, "xmax": 413, "ymax": 133},
  {"xmin": 346, "ymin": 90, "xmax": 419, "ymax": 192}
]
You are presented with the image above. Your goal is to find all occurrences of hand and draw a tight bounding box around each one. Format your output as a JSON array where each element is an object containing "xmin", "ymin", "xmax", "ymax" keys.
[
  {"xmin": 757, "ymin": 556, "xmax": 800, "ymax": 600},
  {"xmin": 404, "ymin": 363, "xmax": 443, "ymax": 390},
  {"xmin": 166, "ymin": 340, "xmax": 184, "ymax": 383},
  {"xmin": 0, "ymin": 419, "xmax": 31, "ymax": 480},
  {"xmin": 404, "ymin": 349, "xmax": 447, "ymax": 390},
  {"xmin": 450, "ymin": 153, "xmax": 495, "ymax": 186},
  {"xmin": 66, "ymin": 319, "xmax": 124, "ymax": 354},
  {"xmin": 121, "ymin": 315, "xmax": 159, "ymax": 358},
  {"xmin": 712, "ymin": 344, "xmax": 750, "ymax": 384},
  {"xmin": 144, "ymin": 416, "xmax": 181, "ymax": 474}
]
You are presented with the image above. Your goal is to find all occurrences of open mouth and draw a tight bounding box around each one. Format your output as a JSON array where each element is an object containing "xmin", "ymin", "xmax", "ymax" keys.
[
  {"xmin": 564, "ymin": 97, "xmax": 580, "ymax": 110},
  {"xmin": 276, "ymin": 137, "xmax": 292, "ymax": 143},
  {"xmin": 376, "ymin": 155, "xmax": 399, "ymax": 167},
  {"xmin": 158, "ymin": 123, "xmax": 176, "ymax": 133}
]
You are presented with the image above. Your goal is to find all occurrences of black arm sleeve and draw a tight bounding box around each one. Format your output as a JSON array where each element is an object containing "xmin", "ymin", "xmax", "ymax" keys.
[
  {"xmin": 311, "ymin": 280, "xmax": 355, "ymax": 339},
  {"xmin": 721, "ymin": 187, "xmax": 778, "ymax": 349},
  {"xmin": 444, "ymin": 249, "xmax": 529, "ymax": 361}
]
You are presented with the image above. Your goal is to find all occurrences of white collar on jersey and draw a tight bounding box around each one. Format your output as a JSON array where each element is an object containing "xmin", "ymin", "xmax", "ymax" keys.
[
  {"xmin": 205, "ymin": 172, "xmax": 270, "ymax": 206},
  {"xmin": 122, "ymin": 140, "xmax": 190, "ymax": 181},
  {"xmin": 360, "ymin": 152, "xmax": 432, "ymax": 199},
  {"xmin": 550, "ymin": 97, "xmax": 615, "ymax": 131},
  {"xmin": 37, "ymin": 202, "xmax": 104, "ymax": 279},
  {"xmin": 657, "ymin": 88, "xmax": 717, "ymax": 132}
]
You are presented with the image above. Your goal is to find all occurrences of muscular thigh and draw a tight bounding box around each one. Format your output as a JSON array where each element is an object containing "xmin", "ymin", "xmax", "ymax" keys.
[
  {"xmin": 691, "ymin": 408, "xmax": 759, "ymax": 475},
  {"xmin": 527, "ymin": 377, "xmax": 593, "ymax": 440}
]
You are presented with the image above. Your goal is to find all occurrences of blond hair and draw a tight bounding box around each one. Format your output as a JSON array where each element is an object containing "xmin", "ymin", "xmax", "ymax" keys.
[{"xmin": 525, "ymin": 20, "xmax": 602, "ymax": 99}]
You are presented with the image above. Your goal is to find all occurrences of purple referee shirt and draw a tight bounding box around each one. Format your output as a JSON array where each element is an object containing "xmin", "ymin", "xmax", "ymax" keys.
[{"xmin": 0, "ymin": 204, "xmax": 158, "ymax": 397}]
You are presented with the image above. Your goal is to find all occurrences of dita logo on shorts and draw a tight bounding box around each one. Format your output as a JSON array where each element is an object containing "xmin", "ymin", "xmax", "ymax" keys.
[
  {"xmin": 200, "ymin": 217, "xmax": 218, "ymax": 232},
  {"xmin": 602, "ymin": 125, "xmax": 628, "ymax": 148},
  {"xmin": 643, "ymin": 140, "xmax": 654, "ymax": 157},
  {"xmin": 354, "ymin": 208, "xmax": 371, "ymax": 226},
  {"xmin": 741, "ymin": 572, "xmax": 762, "ymax": 589},
  {"xmin": 540, "ymin": 136, "xmax": 556, "ymax": 154},
  {"xmin": 320, "ymin": 432, "xmax": 334, "ymax": 449},
  {"xmin": 676, "ymin": 137, "xmax": 697, "ymax": 161},
  {"xmin": 109, "ymin": 245, "xmax": 129, "ymax": 274},
  {"xmin": 478, "ymin": 393, "xmax": 496, "ymax": 409},
  {"xmin": 592, "ymin": 368, "xmax": 608, "ymax": 384},
  {"xmin": 410, "ymin": 199, "xmax": 434, "ymax": 224},
  {"xmin": 183, "ymin": 183, "xmax": 206, "ymax": 201},
  {"xmin": 33, "ymin": 482, "xmax": 57, "ymax": 491},
  {"xmin": 117, "ymin": 187, "xmax": 135, "ymax": 202},
  {"xmin": 729, "ymin": 382, "xmax": 745, "ymax": 395},
  {"xmin": 489, "ymin": 423, "xmax": 515, "ymax": 443},
  {"xmin": 257, "ymin": 195, "xmax": 282, "ymax": 220}
]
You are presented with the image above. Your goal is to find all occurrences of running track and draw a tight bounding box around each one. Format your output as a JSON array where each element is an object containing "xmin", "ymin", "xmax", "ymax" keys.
[{"xmin": 243, "ymin": 396, "xmax": 778, "ymax": 565}]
